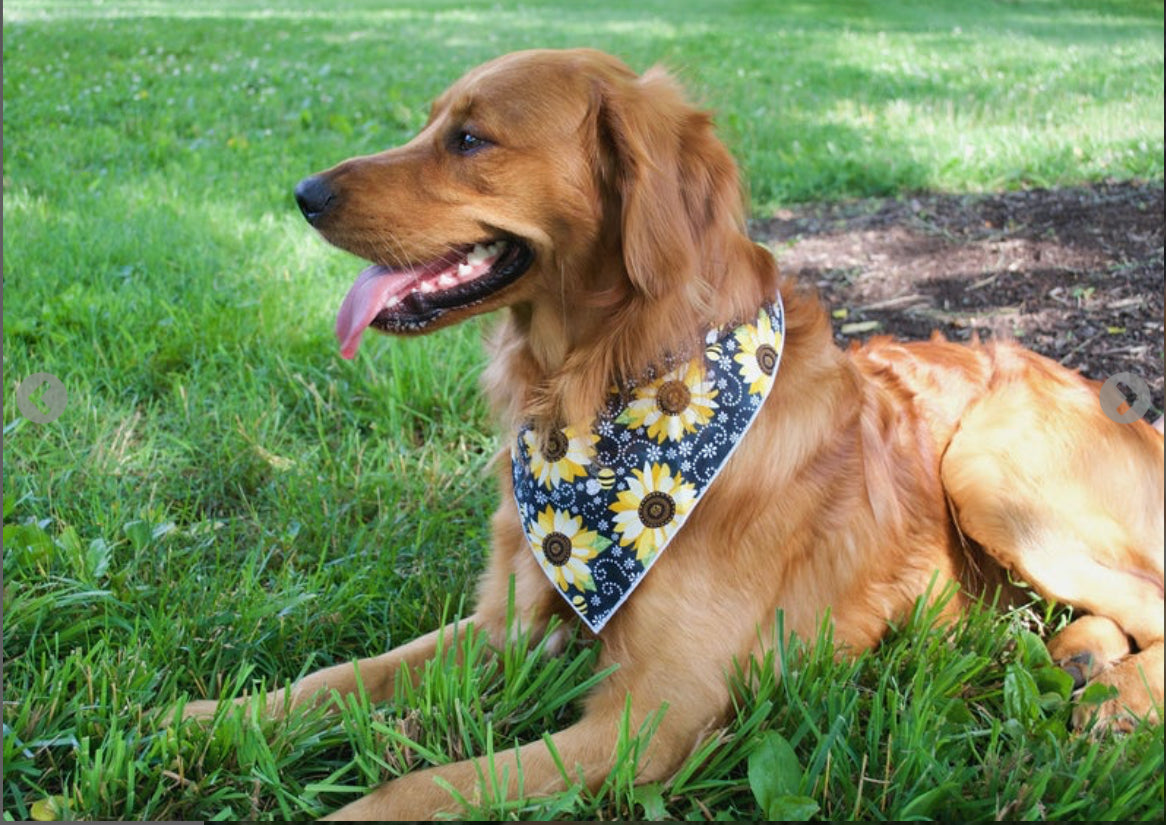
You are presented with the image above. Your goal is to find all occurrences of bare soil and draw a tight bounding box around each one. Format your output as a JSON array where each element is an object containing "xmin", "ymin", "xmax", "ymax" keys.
[{"xmin": 753, "ymin": 181, "xmax": 1165, "ymax": 420}]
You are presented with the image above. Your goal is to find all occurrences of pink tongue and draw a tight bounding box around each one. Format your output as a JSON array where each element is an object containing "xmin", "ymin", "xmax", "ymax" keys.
[{"xmin": 335, "ymin": 264, "xmax": 416, "ymax": 359}]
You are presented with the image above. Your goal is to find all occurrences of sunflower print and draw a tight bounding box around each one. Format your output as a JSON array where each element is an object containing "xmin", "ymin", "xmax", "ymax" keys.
[
  {"xmin": 511, "ymin": 297, "xmax": 785, "ymax": 633},
  {"xmin": 617, "ymin": 361, "xmax": 719, "ymax": 443},
  {"xmin": 610, "ymin": 462, "xmax": 697, "ymax": 562},
  {"xmin": 733, "ymin": 307, "xmax": 783, "ymax": 395},
  {"xmin": 528, "ymin": 506, "xmax": 608, "ymax": 592},
  {"xmin": 522, "ymin": 425, "xmax": 599, "ymax": 488}
]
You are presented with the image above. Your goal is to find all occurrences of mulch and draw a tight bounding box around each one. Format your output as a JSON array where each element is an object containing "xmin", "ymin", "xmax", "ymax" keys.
[{"xmin": 753, "ymin": 181, "xmax": 1165, "ymax": 419}]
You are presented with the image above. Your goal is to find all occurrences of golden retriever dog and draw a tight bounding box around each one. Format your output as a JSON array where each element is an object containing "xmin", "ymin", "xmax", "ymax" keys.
[{"xmin": 184, "ymin": 49, "xmax": 1164, "ymax": 819}]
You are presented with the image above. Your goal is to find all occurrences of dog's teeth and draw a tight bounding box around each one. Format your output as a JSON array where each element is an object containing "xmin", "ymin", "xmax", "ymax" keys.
[
  {"xmin": 385, "ymin": 294, "xmax": 401, "ymax": 309},
  {"xmin": 439, "ymin": 273, "xmax": 458, "ymax": 288},
  {"xmin": 458, "ymin": 262, "xmax": 474, "ymax": 278},
  {"xmin": 467, "ymin": 244, "xmax": 488, "ymax": 265},
  {"xmin": 419, "ymin": 281, "xmax": 437, "ymax": 294}
]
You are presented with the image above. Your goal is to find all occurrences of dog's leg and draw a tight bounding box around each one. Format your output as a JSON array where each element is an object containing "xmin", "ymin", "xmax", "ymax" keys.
[
  {"xmin": 319, "ymin": 660, "xmax": 727, "ymax": 821},
  {"xmin": 320, "ymin": 711, "xmax": 611, "ymax": 820},
  {"xmin": 941, "ymin": 378, "xmax": 1164, "ymax": 728},
  {"xmin": 181, "ymin": 617, "xmax": 477, "ymax": 720},
  {"xmin": 180, "ymin": 499, "xmax": 562, "ymax": 722},
  {"xmin": 319, "ymin": 559, "xmax": 753, "ymax": 820}
]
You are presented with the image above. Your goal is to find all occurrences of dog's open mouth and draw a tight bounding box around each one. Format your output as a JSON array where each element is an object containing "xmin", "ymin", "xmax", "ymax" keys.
[{"xmin": 335, "ymin": 239, "xmax": 533, "ymax": 358}]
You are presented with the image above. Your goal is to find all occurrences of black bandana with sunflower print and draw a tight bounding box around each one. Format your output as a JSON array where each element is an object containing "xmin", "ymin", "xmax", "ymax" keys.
[{"xmin": 511, "ymin": 298, "xmax": 785, "ymax": 633}]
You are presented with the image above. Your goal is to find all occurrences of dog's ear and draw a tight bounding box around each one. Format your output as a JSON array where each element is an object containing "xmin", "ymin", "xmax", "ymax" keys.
[{"xmin": 596, "ymin": 67, "xmax": 745, "ymax": 300}]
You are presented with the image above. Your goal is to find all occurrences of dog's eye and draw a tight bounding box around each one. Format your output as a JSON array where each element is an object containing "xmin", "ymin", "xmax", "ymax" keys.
[{"xmin": 453, "ymin": 130, "xmax": 489, "ymax": 155}]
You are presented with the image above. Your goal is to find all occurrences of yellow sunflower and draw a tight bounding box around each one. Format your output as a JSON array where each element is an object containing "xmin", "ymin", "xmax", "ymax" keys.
[
  {"xmin": 522, "ymin": 426, "xmax": 599, "ymax": 488},
  {"xmin": 617, "ymin": 361, "xmax": 719, "ymax": 443},
  {"xmin": 528, "ymin": 506, "xmax": 606, "ymax": 592},
  {"xmin": 733, "ymin": 308, "xmax": 782, "ymax": 395},
  {"xmin": 609, "ymin": 462, "xmax": 697, "ymax": 562}
]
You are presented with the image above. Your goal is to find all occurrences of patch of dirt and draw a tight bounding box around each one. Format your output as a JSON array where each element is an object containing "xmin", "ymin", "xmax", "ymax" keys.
[{"xmin": 752, "ymin": 181, "xmax": 1165, "ymax": 420}]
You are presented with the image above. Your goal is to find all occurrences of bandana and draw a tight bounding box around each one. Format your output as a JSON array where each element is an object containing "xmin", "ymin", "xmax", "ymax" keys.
[{"xmin": 511, "ymin": 298, "xmax": 785, "ymax": 633}]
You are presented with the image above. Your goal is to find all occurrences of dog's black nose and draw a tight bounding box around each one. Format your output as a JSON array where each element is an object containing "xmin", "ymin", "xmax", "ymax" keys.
[{"xmin": 294, "ymin": 175, "xmax": 336, "ymax": 224}]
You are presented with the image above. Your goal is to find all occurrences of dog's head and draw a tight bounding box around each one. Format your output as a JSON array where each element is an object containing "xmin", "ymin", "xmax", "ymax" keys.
[{"xmin": 297, "ymin": 49, "xmax": 767, "ymax": 369}]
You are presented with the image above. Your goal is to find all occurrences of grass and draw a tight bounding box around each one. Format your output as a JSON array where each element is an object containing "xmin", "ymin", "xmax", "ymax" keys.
[{"xmin": 3, "ymin": 0, "xmax": 1163, "ymax": 820}]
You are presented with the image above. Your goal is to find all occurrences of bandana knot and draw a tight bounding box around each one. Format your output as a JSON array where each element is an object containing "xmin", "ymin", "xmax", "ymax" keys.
[{"xmin": 511, "ymin": 298, "xmax": 785, "ymax": 632}]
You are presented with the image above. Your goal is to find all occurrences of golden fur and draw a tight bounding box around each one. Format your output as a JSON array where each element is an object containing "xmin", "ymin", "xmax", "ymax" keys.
[{"xmin": 185, "ymin": 49, "xmax": 1165, "ymax": 819}]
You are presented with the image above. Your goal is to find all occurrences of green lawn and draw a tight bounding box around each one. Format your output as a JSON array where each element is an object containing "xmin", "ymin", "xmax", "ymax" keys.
[{"xmin": 3, "ymin": 0, "xmax": 1163, "ymax": 820}]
